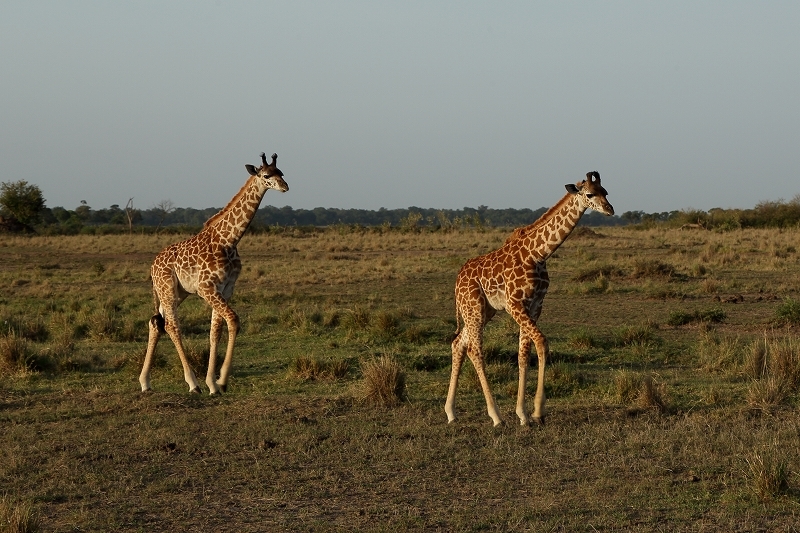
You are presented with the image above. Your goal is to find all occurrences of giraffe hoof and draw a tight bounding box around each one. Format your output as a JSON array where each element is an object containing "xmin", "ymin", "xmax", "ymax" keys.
[
  {"xmin": 141, "ymin": 388, "xmax": 153, "ymax": 393},
  {"xmin": 190, "ymin": 386, "xmax": 202, "ymax": 394},
  {"xmin": 532, "ymin": 416, "xmax": 546, "ymax": 426},
  {"xmin": 219, "ymin": 384, "xmax": 228, "ymax": 393},
  {"xmin": 209, "ymin": 390, "xmax": 221, "ymax": 396}
]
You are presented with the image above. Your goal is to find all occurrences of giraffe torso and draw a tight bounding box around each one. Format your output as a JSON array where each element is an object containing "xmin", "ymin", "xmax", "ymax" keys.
[
  {"xmin": 456, "ymin": 241, "xmax": 550, "ymax": 323},
  {"xmin": 152, "ymin": 228, "xmax": 242, "ymax": 302}
]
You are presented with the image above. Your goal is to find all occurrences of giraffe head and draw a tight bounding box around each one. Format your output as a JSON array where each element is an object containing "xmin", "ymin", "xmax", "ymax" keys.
[
  {"xmin": 565, "ymin": 171, "xmax": 614, "ymax": 216},
  {"xmin": 245, "ymin": 152, "xmax": 289, "ymax": 193}
]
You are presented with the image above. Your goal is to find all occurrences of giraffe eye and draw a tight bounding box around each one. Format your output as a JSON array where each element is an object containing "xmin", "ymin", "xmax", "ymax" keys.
[{"xmin": 586, "ymin": 194, "xmax": 595, "ymax": 199}]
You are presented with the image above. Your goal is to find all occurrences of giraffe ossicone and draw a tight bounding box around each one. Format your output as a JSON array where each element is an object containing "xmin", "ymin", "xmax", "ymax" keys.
[
  {"xmin": 139, "ymin": 152, "xmax": 288, "ymax": 394},
  {"xmin": 446, "ymin": 172, "xmax": 614, "ymax": 426}
]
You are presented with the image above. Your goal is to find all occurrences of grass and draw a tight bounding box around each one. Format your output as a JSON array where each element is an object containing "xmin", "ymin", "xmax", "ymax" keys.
[
  {"xmin": 1, "ymin": 226, "xmax": 800, "ymax": 531},
  {"xmin": 0, "ymin": 496, "xmax": 40, "ymax": 533}
]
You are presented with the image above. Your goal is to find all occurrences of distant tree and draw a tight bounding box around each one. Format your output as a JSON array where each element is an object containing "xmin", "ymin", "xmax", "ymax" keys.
[
  {"xmin": 153, "ymin": 199, "xmax": 175, "ymax": 232},
  {"xmin": 0, "ymin": 180, "xmax": 46, "ymax": 226},
  {"xmin": 621, "ymin": 211, "xmax": 645, "ymax": 224},
  {"xmin": 75, "ymin": 200, "xmax": 91, "ymax": 221}
]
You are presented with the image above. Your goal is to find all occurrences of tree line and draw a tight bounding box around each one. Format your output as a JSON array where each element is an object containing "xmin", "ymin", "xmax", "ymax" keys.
[
  {"xmin": 3, "ymin": 179, "xmax": 800, "ymax": 234},
  {"xmin": 0, "ymin": 180, "xmax": 626, "ymax": 234}
]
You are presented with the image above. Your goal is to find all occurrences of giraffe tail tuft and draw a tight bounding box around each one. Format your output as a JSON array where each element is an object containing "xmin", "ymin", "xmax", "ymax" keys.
[{"xmin": 151, "ymin": 313, "xmax": 166, "ymax": 334}]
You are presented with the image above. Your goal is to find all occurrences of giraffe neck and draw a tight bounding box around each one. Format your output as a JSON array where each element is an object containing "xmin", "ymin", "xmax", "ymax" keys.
[
  {"xmin": 513, "ymin": 192, "xmax": 586, "ymax": 261},
  {"xmin": 202, "ymin": 176, "xmax": 269, "ymax": 247}
]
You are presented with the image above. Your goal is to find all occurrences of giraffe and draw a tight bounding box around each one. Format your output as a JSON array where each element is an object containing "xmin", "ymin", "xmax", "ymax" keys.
[
  {"xmin": 445, "ymin": 172, "xmax": 614, "ymax": 426},
  {"xmin": 139, "ymin": 152, "xmax": 288, "ymax": 394}
]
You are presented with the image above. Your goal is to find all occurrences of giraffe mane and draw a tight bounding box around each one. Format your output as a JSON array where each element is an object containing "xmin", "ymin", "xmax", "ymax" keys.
[
  {"xmin": 202, "ymin": 175, "xmax": 258, "ymax": 230},
  {"xmin": 504, "ymin": 191, "xmax": 576, "ymax": 244}
]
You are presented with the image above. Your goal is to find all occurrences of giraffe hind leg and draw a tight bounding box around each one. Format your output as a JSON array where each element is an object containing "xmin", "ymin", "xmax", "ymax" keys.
[
  {"xmin": 445, "ymin": 331, "xmax": 468, "ymax": 423},
  {"xmin": 161, "ymin": 309, "xmax": 202, "ymax": 394},
  {"xmin": 139, "ymin": 316, "xmax": 162, "ymax": 392},
  {"xmin": 466, "ymin": 337, "xmax": 502, "ymax": 427}
]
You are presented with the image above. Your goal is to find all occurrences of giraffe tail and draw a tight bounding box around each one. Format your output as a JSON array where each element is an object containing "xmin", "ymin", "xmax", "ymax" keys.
[
  {"xmin": 150, "ymin": 284, "xmax": 166, "ymax": 334},
  {"xmin": 454, "ymin": 298, "xmax": 461, "ymax": 337}
]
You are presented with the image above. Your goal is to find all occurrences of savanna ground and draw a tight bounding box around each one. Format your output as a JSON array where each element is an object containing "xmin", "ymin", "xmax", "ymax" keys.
[{"xmin": 2, "ymin": 225, "xmax": 800, "ymax": 532}]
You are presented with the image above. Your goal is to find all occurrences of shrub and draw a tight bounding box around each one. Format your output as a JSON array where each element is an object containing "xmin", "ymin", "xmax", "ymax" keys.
[{"xmin": 775, "ymin": 298, "xmax": 800, "ymax": 325}]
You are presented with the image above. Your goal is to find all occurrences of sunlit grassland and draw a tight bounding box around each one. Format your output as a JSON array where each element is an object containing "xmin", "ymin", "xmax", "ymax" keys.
[{"xmin": 2, "ymin": 225, "xmax": 800, "ymax": 532}]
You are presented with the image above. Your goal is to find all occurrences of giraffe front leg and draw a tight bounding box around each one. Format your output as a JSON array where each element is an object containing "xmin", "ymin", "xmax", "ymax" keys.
[
  {"xmin": 206, "ymin": 310, "xmax": 224, "ymax": 395},
  {"xmin": 215, "ymin": 309, "xmax": 240, "ymax": 393},
  {"xmin": 509, "ymin": 302, "xmax": 547, "ymax": 425},
  {"xmin": 530, "ymin": 332, "xmax": 548, "ymax": 425},
  {"xmin": 515, "ymin": 336, "xmax": 532, "ymax": 426}
]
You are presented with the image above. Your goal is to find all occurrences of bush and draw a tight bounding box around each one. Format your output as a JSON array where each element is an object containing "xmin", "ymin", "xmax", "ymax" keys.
[
  {"xmin": 775, "ymin": 298, "xmax": 800, "ymax": 325},
  {"xmin": 668, "ymin": 308, "xmax": 726, "ymax": 327}
]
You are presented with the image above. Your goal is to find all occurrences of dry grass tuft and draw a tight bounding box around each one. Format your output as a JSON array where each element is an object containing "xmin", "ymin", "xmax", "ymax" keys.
[
  {"xmin": 613, "ymin": 323, "xmax": 659, "ymax": 348},
  {"xmin": 636, "ymin": 375, "xmax": 667, "ymax": 412},
  {"xmin": 614, "ymin": 371, "xmax": 667, "ymax": 412},
  {"xmin": 747, "ymin": 377, "xmax": 789, "ymax": 410},
  {"xmin": 568, "ymin": 328, "xmax": 598, "ymax": 350},
  {"xmin": 0, "ymin": 496, "xmax": 40, "ymax": 533},
  {"xmin": 290, "ymin": 356, "xmax": 350, "ymax": 382},
  {"xmin": 745, "ymin": 449, "xmax": 790, "ymax": 503},
  {"xmin": 696, "ymin": 332, "xmax": 741, "ymax": 373},
  {"xmin": 572, "ymin": 265, "xmax": 624, "ymax": 282},
  {"xmin": 345, "ymin": 306, "xmax": 372, "ymax": 330},
  {"xmin": 632, "ymin": 259, "xmax": 676, "ymax": 278},
  {"xmin": 613, "ymin": 370, "xmax": 641, "ymax": 404},
  {"xmin": 745, "ymin": 335, "xmax": 800, "ymax": 410},
  {"xmin": 359, "ymin": 356, "xmax": 406, "ymax": 407},
  {"xmin": 0, "ymin": 332, "xmax": 31, "ymax": 375}
]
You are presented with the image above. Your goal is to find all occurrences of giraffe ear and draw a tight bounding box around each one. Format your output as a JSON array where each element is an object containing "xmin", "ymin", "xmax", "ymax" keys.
[
  {"xmin": 245, "ymin": 164, "xmax": 258, "ymax": 176},
  {"xmin": 565, "ymin": 184, "xmax": 579, "ymax": 194}
]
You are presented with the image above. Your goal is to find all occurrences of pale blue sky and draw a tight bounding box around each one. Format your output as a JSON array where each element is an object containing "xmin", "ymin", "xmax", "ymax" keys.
[{"xmin": 1, "ymin": 1, "xmax": 798, "ymax": 214}]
